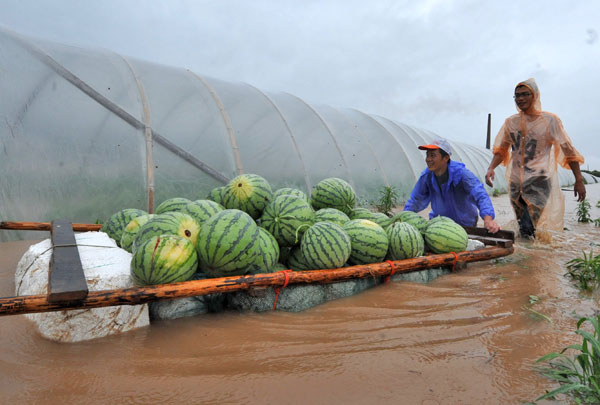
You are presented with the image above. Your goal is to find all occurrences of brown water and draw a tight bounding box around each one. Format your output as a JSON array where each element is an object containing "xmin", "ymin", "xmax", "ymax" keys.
[{"xmin": 1, "ymin": 185, "xmax": 599, "ymax": 404}]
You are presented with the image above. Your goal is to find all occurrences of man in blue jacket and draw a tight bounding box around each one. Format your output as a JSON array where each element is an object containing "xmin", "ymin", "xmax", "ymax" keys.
[{"xmin": 404, "ymin": 138, "xmax": 500, "ymax": 233}]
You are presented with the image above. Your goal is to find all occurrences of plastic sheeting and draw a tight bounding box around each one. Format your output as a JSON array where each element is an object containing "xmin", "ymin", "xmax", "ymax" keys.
[{"xmin": 0, "ymin": 28, "xmax": 581, "ymax": 241}]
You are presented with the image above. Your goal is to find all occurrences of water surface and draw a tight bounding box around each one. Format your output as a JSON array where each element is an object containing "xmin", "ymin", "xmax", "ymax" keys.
[{"xmin": 1, "ymin": 184, "xmax": 599, "ymax": 404}]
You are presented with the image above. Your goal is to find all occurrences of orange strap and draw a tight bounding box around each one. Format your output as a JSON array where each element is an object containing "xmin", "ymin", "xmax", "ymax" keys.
[
  {"xmin": 384, "ymin": 260, "xmax": 396, "ymax": 283},
  {"xmin": 273, "ymin": 269, "xmax": 292, "ymax": 310},
  {"xmin": 450, "ymin": 252, "xmax": 459, "ymax": 272}
]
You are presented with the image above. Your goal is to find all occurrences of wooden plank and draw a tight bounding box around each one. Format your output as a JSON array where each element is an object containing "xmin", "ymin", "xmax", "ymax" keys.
[
  {"xmin": 463, "ymin": 226, "xmax": 515, "ymax": 241},
  {"xmin": 0, "ymin": 221, "xmax": 102, "ymax": 232},
  {"xmin": 48, "ymin": 220, "xmax": 88, "ymax": 303},
  {"xmin": 467, "ymin": 234, "xmax": 513, "ymax": 248},
  {"xmin": 0, "ymin": 245, "xmax": 514, "ymax": 316}
]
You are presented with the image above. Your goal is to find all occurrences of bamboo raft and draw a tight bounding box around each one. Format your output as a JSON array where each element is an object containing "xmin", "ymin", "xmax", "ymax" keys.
[{"xmin": 0, "ymin": 220, "xmax": 514, "ymax": 317}]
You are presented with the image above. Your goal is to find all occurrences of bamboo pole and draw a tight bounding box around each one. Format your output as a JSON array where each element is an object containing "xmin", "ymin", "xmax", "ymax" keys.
[
  {"xmin": 0, "ymin": 245, "xmax": 512, "ymax": 316},
  {"xmin": 0, "ymin": 221, "xmax": 102, "ymax": 232}
]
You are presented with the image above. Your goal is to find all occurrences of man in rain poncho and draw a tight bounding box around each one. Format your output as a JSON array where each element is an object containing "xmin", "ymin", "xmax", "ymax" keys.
[{"xmin": 485, "ymin": 78, "xmax": 586, "ymax": 239}]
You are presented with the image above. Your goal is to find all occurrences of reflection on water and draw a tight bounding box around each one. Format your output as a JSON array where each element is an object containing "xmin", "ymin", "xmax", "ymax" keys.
[{"xmin": 1, "ymin": 185, "xmax": 599, "ymax": 403}]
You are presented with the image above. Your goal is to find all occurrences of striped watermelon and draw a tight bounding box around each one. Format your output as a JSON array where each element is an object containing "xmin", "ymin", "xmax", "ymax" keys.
[
  {"xmin": 183, "ymin": 199, "xmax": 224, "ymax": 225},
  {"xmin": 120, "ymin": 214, "xmax": 155, "ymax": 253},
  {"xmin": 370, "ymin": 212, "xmax": 392, "ymax": 229},
  {"xmin": 196, "ymin": 209, "xmax": 260, "ymax": 277},
  {"xmin": 260, "ymin": 195, "xmax": 315, "ymax": 247},
  {"xmin": 272, "ymin": 187, "xmax": 307, "ymax": 201},
  {"xmin": 309, "ymin": 177, "xmax": 356, "ymax": 215},
  {"xmin": 393, "ymin": 210, "xmax": 428, "ymax": 233},
  {"xmin": 224, "ymin": 174, "xmax": 273, "ymax": 219},
  {"xmin": 301, "ymin": 221, "xmax": 351, "ymax": 269},
  {"xmin": 155, "ymin": 197, "xmax": 192, "ymax": 214},
  {"xmin": 349, "ymin": 207, "xmax": 373, "ymax": 220},
  {"xmin": 101, "ymin": 208, "xmax": 147, "ymax": 246},
  {"xmin": 132, "ymin": 212, "xmax": 201, "ymax": 253},
  {"xmin": 425, "ymin": 215, "xmax": 455, "ymax": 230},
  {"xmin": 314, "ymin": 208, "xmax": 350, "ymax": 226},
  {"xmin": 424, "ymin": 220, "xmax": 468, "ymax": 253},
  {"xmin": 131, "ymin": 235, "xmax": 198, "ymax": 286},
  {"xmin": 342, "ymin": 219, "xmax": 389, "ymax": 265},
  {"xmin": 287, "ymin": 246, "xmax": 313, "ymax": 271},
  {"xmin": 207, "ymin": 186, "xmax": 228, "ymax": 206},
  {"xmin": 386, "ymin": 222, "xmax": 424, "ymax": 260},
  {"xmin": 246, "ymin": 227, "xmax": 280, "ymax": 274}
]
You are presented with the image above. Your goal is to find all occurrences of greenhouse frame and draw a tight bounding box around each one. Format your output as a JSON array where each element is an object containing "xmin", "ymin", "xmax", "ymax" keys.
[{"xmin": 0, "ymin": 27, "xmax": 595, "ymax": 241}]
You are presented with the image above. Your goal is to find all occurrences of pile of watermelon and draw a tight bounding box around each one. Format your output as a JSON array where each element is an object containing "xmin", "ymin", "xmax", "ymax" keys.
[{"xmin": 100, "ymin": 175, "xmax": 469, "ymax": 286}]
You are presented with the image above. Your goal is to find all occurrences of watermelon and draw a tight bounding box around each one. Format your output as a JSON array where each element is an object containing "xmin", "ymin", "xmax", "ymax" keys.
[
  {"xmin": 155, "ymin": 197, "xmax": 192, "ymax": 214},
  {"xmin": 272, "ymin": 187, "xmax": 307, "ymax": 201},
  {"xmin": 393, "ymin": 210, "xmax": 428, "ymax": 233},
  {"xmin": 260, "ymin": 195, "xmax": 315, "ymax": 247},
  {"xmin": 426, "ymin": 215, "xmax": 455, "ymax": 229},
  {"xmin": 370, "ymin": 212, "xmax": 392, "ymax": 229},
  {"xmin": 196, "ymin": 209, "xmax": 260, "ymax": 277},
  {"xmin": 424, "ymin": 220, "xmax": 468, "ymax": 253},
  {"xmin": 342, "ymin": 219, "xmax": 389, "ymax": 265},
  {"xmin": 120, "ymin": 214, "xmax": 154, "ymax": 253},
  {"xmin": 131, "ymin": 234, "xmax": 198, "ymax": 286},
  {"xmin": 132, "ymin": 212, "xmax": 201, "ymax": 253},
  {"xmin": 309, "ymin": 177, "xmax": 356, "ymax": 215},
  {"xmin": 101, "ymin": 208, "xmax": 147, "ymax": 246},
  {"xmin": 386, "ymin": 222, "xmax": 424, "ymax": 260},
  {"xmin": 182, "ymin": 199, "xmax": 223, "ymax": 225},
  {"xmin": 301, "ymin": 221, "xmax": 351, "ymax": 269},
  {"xmin": 314, "ymin": 208, "xmax": 350, "ymax": 226},
  {"xmin": 349, "ymin": 207, "xmax": 373, "ymax": 220},
  {"xmin": 223, "ymin": 174, "xmax": 273, "ymax": 219},
  {"xmin": 207, "ymin": 186, "xmax": 228, "ymax": 206},
  {"xmin": 246, "ymin": 227, "xmax": 280, "ymax": 274},
  {"xmin": 287, "ymin": 246, "xmax": 313, "ymax": 271}
]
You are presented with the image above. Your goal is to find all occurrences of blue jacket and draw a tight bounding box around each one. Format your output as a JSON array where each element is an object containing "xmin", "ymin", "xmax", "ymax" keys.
[{"xmin": 404, "ymin": 160, "xmax": 495, "ymax": 227}]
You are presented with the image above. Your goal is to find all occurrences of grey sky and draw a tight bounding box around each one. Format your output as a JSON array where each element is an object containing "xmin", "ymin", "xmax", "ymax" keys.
[{"xmin": 2, "ymin": 0, "xmax": 599, "ymax": 169}]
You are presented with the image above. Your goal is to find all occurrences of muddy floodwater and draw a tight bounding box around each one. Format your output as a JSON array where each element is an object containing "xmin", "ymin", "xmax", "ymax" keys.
[{"xmin": 1, "ymin": 184, "xmax": 599, "ymax": 404}]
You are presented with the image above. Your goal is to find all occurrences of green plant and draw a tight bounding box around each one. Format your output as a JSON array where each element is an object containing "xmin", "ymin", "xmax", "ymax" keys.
[
  {"xmin": 596, "ymin": 200, "xmax": 600, "ymax": 208},
  {"xmin": 535, "ymin": 315, "xmax": 600, "ymax": 403},
  {"xmin": 565, "ymin": 250, "xmax": 600, "ymax": 290},
  {"xmin": 594, "ymin": 218, "xmax": 600, "ymax": 228},
  {"xmin": 373, "ymin": 185, "xmax": 399, "ymax": 217},
  {"xmin": 577, "ymin": 200, "xmax": 592, "ymax": 223},
  {"xmin": 492, "ymin": 188, "xmax": 500, "ymax": 197}
]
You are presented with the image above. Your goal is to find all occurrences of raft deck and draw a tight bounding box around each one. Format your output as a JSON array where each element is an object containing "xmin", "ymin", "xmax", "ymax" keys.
[{"xmin": 0, "ymin": 220, "xmax": 514, "ymax": 316}]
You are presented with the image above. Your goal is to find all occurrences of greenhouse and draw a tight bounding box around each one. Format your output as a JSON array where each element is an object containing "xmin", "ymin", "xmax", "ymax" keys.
[{"xmin": 0, "ymin": 27, "xmax": 592, "ymax": 242}]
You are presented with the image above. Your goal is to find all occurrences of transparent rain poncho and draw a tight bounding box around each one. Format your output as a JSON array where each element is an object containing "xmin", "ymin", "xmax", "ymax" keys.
[{"xmin": 492, "ymin": 78, "xmax": 584, "ymax": 235}]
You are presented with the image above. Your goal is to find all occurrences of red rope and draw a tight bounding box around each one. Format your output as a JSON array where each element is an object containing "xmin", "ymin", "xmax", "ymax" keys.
[
  {"xmin": 450, "ymin": 251, "xmax": 459, "ymax": 271},
  {"xmin": 384, "ymin": 260, "xmax": 396, "ymax": 283},
  {"xmin": 272, "ymin": 269, "xmax": 292, "ymax": 310}
]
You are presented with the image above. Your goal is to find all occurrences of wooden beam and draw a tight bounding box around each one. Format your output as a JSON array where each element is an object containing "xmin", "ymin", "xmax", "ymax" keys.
[
  {"xmin": 463, "ymin": 226, "xmax": 514, "ymax": 248},
  {"xmin": 0, "ymin": 221, "xmax": 102, "ymax": 232},
  {"xmin": 47, "ymin": 220, "xmax": 88, "ymax": 303},
  {"xmin": 0, "ymin": 245, "xmax": 513, "ymax": 316}
]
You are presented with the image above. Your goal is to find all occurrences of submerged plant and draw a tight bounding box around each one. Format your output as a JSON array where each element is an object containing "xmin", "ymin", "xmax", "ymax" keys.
[
  {"xmin": 374, "ymin": 185, "xmax": 399, "ymax": 217},
  {"xmin": 577, "ymin": 200, "xmax": 592, "ymax": 223},
  {"xmin": 565, "ymin": 250, "xmax": 600, "ymax": 290},
  {"xmin": 535, "ymin": 315, "xmax": 600, "ymax": 403}
]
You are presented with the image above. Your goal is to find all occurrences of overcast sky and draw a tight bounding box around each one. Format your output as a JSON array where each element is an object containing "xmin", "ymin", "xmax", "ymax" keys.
[{"xmin": 2, "ymin": 0, "xmax": 599, "ymax": 170}]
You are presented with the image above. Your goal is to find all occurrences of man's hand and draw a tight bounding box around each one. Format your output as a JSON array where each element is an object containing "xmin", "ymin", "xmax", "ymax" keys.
[
  {"xmin": 574, "ymin": 179, "xmax": 586, "ymax": 202},
  {"xmin": 483, "ymin": 216, "xmax": 500, "ymax": 234},
  {"xmin": 485, "ymin": 168, "xmax": 495, "ymax": 188}
]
